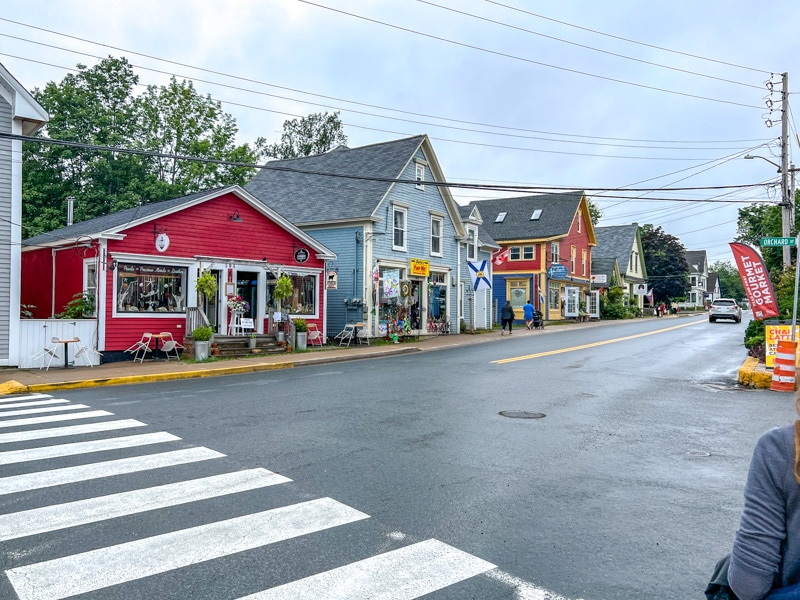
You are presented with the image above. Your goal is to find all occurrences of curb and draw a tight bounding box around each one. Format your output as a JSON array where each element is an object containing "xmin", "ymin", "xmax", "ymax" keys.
[
  {"xmin": 738, "ymin": 356, "xmax": 774, "ymax": 389},
  {"xmin": 0, "ymin": 346, "xmax": 422, "ymax": 394}
]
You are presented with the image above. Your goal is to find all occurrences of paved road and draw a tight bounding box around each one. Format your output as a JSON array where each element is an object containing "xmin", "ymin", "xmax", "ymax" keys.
[{"xmin": 0, "ymin": 316, "xmax": 793, "ymax": 599}]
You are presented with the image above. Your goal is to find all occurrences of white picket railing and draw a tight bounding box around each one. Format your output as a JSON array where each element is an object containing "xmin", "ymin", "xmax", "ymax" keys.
[{"xmin": 20, "ymin": 319, "xmax": 101, "ymax": 368}]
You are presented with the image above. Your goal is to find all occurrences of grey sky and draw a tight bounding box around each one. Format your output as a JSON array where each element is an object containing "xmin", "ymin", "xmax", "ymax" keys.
[{"xmin": 2, "ymin": 0, "xmax": 798, "ymax": 263}]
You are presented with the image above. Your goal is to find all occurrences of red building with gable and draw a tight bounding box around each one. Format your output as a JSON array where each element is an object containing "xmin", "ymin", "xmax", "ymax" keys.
[{"xmin": 22, "ymin": 186, "xmax": 335, "ymax": 360}]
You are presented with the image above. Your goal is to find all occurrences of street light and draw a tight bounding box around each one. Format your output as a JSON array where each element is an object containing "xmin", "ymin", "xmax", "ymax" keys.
[{"xmin": 745, "ymin": 154, "xmax": 798, "ymax": 268}]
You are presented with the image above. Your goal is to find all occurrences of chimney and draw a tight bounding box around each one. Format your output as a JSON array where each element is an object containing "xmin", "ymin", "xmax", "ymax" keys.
[{"xmin": 66, "ymin": 196, "xmax": 74, "ymax": 226}]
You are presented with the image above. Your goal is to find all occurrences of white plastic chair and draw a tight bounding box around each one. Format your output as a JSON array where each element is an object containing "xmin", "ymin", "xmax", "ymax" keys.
[
  {"xmin": 307, "ymin": 323, "xmax": 324, "ymax": 347},
  {"xmin": 74, "ymin": 337, "xmax": 103, "ymax": 367},
  {"xmin": 159, "ymin": 332, "xmax": 185, "ymax": 360},
  {"xmin": 125, "ymin": 332, "xmax": 152, "ymax": 363},
  {"xmin": 334, "ymin": 324, "xmax": 356, "ymax": 347},
  {"xmin": 29, "ymin": 337, "xmax": 60, "ymax": 370},
  {"xmin": 355, "ymin": 323, "xmax": 370, "ymax": 346}
]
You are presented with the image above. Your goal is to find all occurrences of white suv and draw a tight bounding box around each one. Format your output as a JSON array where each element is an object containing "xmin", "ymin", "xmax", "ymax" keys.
[{"xmin": 709, "ymin": 298, "xmax": 742, "ymax": 323}]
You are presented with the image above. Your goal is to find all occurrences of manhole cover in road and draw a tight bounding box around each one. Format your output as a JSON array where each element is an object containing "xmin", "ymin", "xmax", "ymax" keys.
[
  {"xmin": 499, "ymin": 410, "xmax": 546, "ymax": 419},
  {"xmin": 687, "ymin": 450, "xmax": 712, "ymax": 457}
]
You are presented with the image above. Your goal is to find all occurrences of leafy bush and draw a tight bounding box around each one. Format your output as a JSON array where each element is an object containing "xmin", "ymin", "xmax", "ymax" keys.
[
  {"xmin": 292, "ymin": 318, "xmax": 307, "ymax": 332},
  {"xmin": 57, "ymin": 293, "xmax": 95, "ymax": 318},
  {"xmin": 192, "ymin": 326, "xmax": 213, "ymax": 341}
]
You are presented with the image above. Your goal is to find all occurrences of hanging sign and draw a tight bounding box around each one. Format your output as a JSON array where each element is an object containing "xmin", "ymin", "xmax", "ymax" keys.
[
  {"xmin": 294, "ymin": 248, "xmax": 309, "ymax": 263},
  {"xmin": 547, "ymin": 265, "xmax": 568, "ymax": 279},
  {"xmin": 326, "ymin": 271, "xmax": 338, "ymax": 290},
  {"xmin": 155, "ymin": 233, "xmax": 170, "ymax": 253},
  {"xmin": 410, "ymin": 258, "xmax": 430, "ymax": 277}
]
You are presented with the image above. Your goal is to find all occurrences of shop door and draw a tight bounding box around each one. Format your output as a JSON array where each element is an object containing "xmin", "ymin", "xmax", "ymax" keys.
[
  {"xmin": 564, "ymin": 287, "xmax": 580, "ymax": 318},
  {"xmin": 588, "ymin": 291, "xmax": 600, "ymax": 318},
  {"xmin": 236, "ymin": 271, "xmax": 258, "ymax": 320},
  {"xmin": 474, "ymin": 288, "xmax": 487, "ymax": 328},
  {"xmin": 203, "ymin": 270, "xmax": 222, "ymax": 333}
]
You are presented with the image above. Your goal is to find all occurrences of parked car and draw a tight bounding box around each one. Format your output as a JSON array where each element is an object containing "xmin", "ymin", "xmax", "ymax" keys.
[{"xmin": 709, "ymin": 298, "xmax": 742, "ymax": 323}]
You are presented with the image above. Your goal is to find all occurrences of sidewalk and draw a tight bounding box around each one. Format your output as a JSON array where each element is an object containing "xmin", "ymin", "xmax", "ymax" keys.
[{"xmin": 2, "ymin": 314, "xmax": 733, "ymax": 395}]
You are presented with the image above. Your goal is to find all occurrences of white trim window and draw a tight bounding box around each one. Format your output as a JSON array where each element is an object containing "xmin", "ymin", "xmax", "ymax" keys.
[
  {"xmin": 83, "ymin": 259, "xmax": 98, "ymax": 317},
  {"xmin": 581, "ymin": 249, "xmax": 587, "ymax": 276},
  {"xmin": 430, "ymin": 216, "xmax": 443, "ymax": 257},
  {"xmin": 467, "ymin": 226, "xmax": 477, "ymax": 261},
  {"xmin": 415, "ymin": 163, "xmax": 425, "ymax": 190},
  {"xmin": 551, "ymin": 242, "xmax": 560, "ymax": 265},
  {"xmin": 570, "ymin": 246, "xmax": 576, "ymax": 273},
  {"xmin": 393, "ymin": 206, "xmax": 408, "ymax": 251}
]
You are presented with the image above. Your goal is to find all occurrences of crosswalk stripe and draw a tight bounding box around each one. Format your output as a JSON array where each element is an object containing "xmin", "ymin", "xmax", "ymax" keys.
[
  {"xmin": 0, "ymin": 404, "xmax": 90, "ymax": 418},
  {"xmin": 0, "ymin": 432, "xmax": 180, "ymax": 465},
  {"xmin": 0, "ymin": 410, "xmax": 113, "ymax": 429},
  {"xmin": 238, "ymin": 539, "xmax": 496, "ymax": 600},
  {"xmin": 0, "ymin": 399, "xmax": 70, "ymax": 410},
  {"xmin": 0, "ymin": 447, "xmax": 224, "ymax": 495},
  {"xmin": 0, "ymin": 419, "xmax": 146, "ymax": 444},
  {"xmin": 0, "ymin": 468, "xmax": 292, "ymax": 542},
  {"xmin": 6, "ymin": 497, "xmax": 370, "ymax": 600},
  {"xmin": 0, "ymin": 394, "xmax": 52, "ymax": 404}
]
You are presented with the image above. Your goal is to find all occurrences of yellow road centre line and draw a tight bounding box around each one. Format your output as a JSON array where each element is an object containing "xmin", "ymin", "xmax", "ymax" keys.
[{"xmin": 492, "ymin": 318, "xmax": 706, "ymax": 364}]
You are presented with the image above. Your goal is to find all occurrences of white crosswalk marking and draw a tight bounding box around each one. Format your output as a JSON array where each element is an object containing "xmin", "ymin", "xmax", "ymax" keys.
[
  {"xmin": 0, "ymin": 431, "xmax": 180, "ymax": 465},
  {"xmin": 0, "ymin": 394, "xmax": 52, "ymax": 404},
  {"xmin": 0, "ymin": 410, "xmax": 113, "ymax": 428},
  {"xmin": 0, "ymin": 446, "xmax": 224, "ymax": 495},
  {"xmin": 238, "ymin": 539, "xmax": 496, "ymax": 600},
  {"xmin": 0, "ymin": 395, "xmax": 504, "ymax": 600},
  {"xmin": 0, "ymin": 403, "xmax": 90, "ymax": 418},
  {"xmin": 6, "ymin": 497, "xmax": 370, "ymax": 600},
  {"xmin": 0, "ymin": 419, "xmax": 146, "ymax": 444},
  {"xmin": 0, "ymin": 399, "xmax": 70, "ymax": 410},
  {"xmin": 0, "ymin": 468, "xmax": 291, "ymax": 542}
]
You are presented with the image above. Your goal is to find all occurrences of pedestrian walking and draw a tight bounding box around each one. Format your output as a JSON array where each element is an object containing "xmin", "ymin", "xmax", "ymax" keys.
[
  {"xmin": 500, "ymin": 300, "xmax": 515, "ymax": 335},
  {"xmin": 523, "ymin": 299, "xmax": 535, "ymax": 330},
  {"xmin": 705, "ymin": 391, "xmax": 800, "ymax": 599},
  {"xmin": 658, "ymin": 302, "xmax": 666, "ymax": 318}
]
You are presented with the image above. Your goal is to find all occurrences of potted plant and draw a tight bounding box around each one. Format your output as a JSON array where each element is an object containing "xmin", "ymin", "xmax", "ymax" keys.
[
  {"xmin": 192, "ymin": 326, "xmax": 213, "ymax": 360},
  {"xmin": 196, "ymin": 270, "xmax": 218, "ymax": 303},
  {"xmin": 293, "ymin": 318, "xmax": 308, "ymax": 351},
  {"xmin": 248, "ymin": 331, "xmax": 257, "ymax": 350},
  {"xmin": 272, "ymin": 274, "xmax": 293, "ymax": 341}
]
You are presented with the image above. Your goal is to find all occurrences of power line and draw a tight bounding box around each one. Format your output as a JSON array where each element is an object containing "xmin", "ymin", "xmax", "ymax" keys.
[
  {"xmin": 416, "ymin": 0, "xmax": 763, "ymax": 90},
  {"xmin": 0, "ymin": 18, "xmax": 768, "ymax": 145},
  {"xmin": 3, "ymin": 131, "xmax": 772, "ymax": 195},
  {"xmin": 484, "ymin": 0, "xmax": 772, "ymax": 75},
  {"xmin": 296, "ymin": 0, "xmax": 765, "ymax": 109}
]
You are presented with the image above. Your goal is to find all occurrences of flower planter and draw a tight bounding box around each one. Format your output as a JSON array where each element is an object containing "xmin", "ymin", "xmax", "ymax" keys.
[
  {"xmin": 295, "ymin": 331, "xmax": 307, "ymax": 351},
  {"xmin": 194, "ymin": 340, "xmax": 210, "ymax": 361},
  {"xmin": 276, "ymin": 331, "xmax": 285, "ymax": 342},
  {"xmin": 248, "ymin": 337, "xmax": 257, "ymax": 350}
]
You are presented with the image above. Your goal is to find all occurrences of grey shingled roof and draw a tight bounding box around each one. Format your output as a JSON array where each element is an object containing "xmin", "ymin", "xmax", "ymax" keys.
[
  {"xmin": 23, "ymin": 188, "xmax": 221, "ymax": 247},
  {"xmin": 593, "ymin": 224, "xmax": 639, "ymax": 270},
  {"xmin": 245, "ymin": 136, "xmax": 426, "ymax": 225},
  {"xmin": 591, "ymin": 257, "xmax": 618, "ymax": 286},
  {"xmin": 707, "ymin": 272, "xmax": 719, "ymax": 293},
  {"xmin": 457, "ymin": 205, "xmax": 499, "ymax": 250},
  {"xmin": 466, "ymin": 191, "xmax": 584, "ymax": 241},
  {"xmin": 685, "ymin": 250, "xmax": 707, "ymax": 275}
]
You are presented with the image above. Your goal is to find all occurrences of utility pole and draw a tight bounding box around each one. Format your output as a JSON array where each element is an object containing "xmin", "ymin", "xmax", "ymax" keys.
[{"xmin": 781, "ymin": 72, "xmax": 791, "ymax": 269}]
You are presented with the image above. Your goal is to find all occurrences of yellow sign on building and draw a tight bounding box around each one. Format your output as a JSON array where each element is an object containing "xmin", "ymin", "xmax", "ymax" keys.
[
  {"xmin": 410, "ymin": 258, "xmax": 430, "ymax": 277},
  {"xmin": 765, "ymin": 324, "xmax": 800, "ymax": 367}
]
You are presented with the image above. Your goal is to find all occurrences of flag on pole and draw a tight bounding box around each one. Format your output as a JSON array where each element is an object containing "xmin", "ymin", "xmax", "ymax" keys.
[
  {"xmin": 493, "ymin": 247, "xmax": 510, "ymax": 266},
  {"xmin": 730, "ymin": 242, "xmax": 780, "ymax": 319},
  {"xmin": 467, "ymin": 260, "xmax": 492, "ymax": 291}
]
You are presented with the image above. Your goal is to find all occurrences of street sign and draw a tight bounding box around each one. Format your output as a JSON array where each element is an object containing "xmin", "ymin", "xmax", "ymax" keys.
[
  {"xmin": 761, "ymin": 237, "xmax": 797, "ymax": 247},
  {"xmin": 547, "ymin": 265, "xmax": 569, "ymax": 279}
]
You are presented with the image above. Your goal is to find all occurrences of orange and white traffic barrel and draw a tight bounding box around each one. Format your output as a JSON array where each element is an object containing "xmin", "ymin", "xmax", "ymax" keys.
[{"xmin": 771, "ymin": 340, "xmax": 798, "ymax": 392}]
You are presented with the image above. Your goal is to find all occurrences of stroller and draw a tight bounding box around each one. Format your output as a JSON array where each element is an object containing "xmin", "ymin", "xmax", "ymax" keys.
[{"xmin": 531, "ymin": 310, "xmax": 544, "ymax": 330}]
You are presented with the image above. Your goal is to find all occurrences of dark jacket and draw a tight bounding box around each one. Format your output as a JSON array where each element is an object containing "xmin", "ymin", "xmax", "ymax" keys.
[{"xmin": 500, "ymin": 304, "xmax": 515, "ymax": 320}]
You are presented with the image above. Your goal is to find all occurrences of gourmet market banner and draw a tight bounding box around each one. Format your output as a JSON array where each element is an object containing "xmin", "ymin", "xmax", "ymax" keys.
[{"xmin": 729, "ymin": 242, "xmax": 779, "ymax": 320}]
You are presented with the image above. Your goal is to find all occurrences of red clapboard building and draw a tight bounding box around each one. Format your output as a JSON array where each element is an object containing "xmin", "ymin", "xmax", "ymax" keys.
[{"xmin": 21, "ymin": 186, "xmax": 335, "ymax": 360}]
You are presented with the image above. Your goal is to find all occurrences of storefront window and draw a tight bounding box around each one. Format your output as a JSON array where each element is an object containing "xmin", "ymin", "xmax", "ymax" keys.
[
  {"xmin": 509, "ymin": 280, "xmax": 528, "ymax": 310},
  {"xmin": 549, "ymin": 285, "xmax": 561, "ymax": 310},
  {"xmin": 116, "ymin": 264, "xmax": 187, "ymax": 313},
  {"xmin": 267, "ymin": 274, "xmax": 317, "ymax": 315}
]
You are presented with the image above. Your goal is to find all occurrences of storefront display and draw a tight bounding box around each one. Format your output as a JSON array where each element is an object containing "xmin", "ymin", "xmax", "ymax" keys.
[{"xmin": 116, "ymin": 264, "xmax": 187, "ymax": 313}]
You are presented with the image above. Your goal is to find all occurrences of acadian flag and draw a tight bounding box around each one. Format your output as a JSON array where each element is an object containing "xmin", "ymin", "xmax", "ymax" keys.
[
  {"xmin": 467, "ymin": 260, "xmax": 492, "ymax": 291},
  {"xmin": 493, "ymin": 247, "xmax": 510, "ymax": 265}
]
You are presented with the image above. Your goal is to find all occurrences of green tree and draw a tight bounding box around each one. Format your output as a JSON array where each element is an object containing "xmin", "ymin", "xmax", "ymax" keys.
[
  {"xmin": 735, "ymin": 203, "xmax": 784, "ymax": 274},
  {"xmin": 710, "ymin": 260, "xmax": 745, "ymax": 301},
  {"xmin": 259, "ymin": 112, "xmax": 347, "ymax": 159},
  {"xmin": 639, "ymin": 224, "xmax": 691, "ymax": 303},
  {"xmin": 587, "ymin": 200, "xmax": 602, "ymax": 226},
  {"xmin": 22, "ymin": 57, "xmax": 262, "ymax": 235}
]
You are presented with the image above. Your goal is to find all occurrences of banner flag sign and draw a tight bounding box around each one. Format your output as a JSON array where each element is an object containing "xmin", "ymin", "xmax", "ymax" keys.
[
  {"xmin": 467, "ymin": 260, "xmax": 491, "ymax": 291},
  {"xmin": 729, "ymin": 242, "xmax": 780, "ymax": 319}
]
